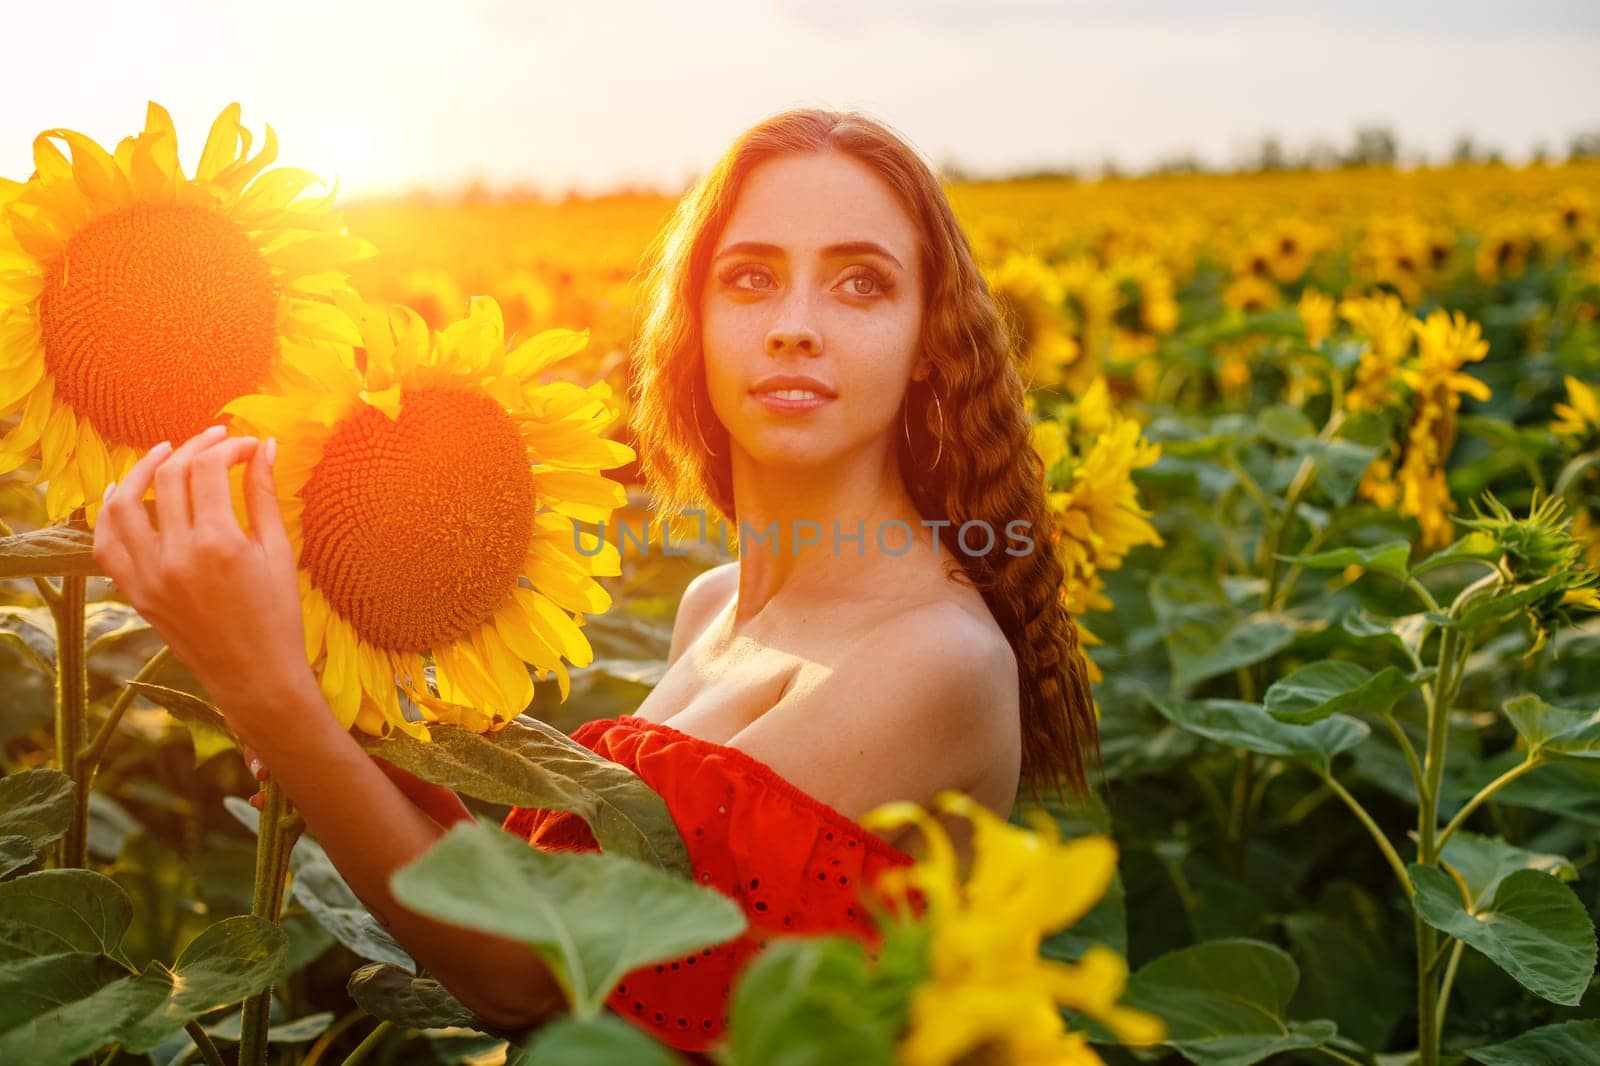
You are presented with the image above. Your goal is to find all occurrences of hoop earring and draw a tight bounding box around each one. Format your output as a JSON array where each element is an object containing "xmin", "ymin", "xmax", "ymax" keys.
[
  {"xmin": 689, "ymin": 388, "xmax": 720, "ymax": 458},
  {"xmin": 902, "ymin": 387, "xmax": 946, "ymax": 472}
]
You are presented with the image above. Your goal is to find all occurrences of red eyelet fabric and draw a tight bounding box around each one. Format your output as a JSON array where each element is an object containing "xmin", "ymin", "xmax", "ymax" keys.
[{"xmin": 500, "ymin": 714, "xmax": 923, "ymax": 1055}]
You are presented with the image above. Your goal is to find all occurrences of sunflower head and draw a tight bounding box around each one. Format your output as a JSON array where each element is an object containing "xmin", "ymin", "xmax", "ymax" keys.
[
  {"xmin": 225, "ymin": 293, "xmax": 634, "ymax": 739},
  {"xmin": 0, "ymin": 101, "xmax": 373, "ymax": 522}
]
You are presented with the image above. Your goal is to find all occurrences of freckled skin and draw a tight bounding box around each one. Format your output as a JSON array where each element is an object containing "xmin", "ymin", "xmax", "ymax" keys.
[{"xmin": 699, "ymin": 151, "xmax": 931, "ymax": 468}]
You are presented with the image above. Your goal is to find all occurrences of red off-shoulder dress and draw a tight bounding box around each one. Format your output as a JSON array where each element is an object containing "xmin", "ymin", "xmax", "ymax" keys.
[{"xmin": 499, "ymin": 714, "xmax": 921, "ymax": 1056}]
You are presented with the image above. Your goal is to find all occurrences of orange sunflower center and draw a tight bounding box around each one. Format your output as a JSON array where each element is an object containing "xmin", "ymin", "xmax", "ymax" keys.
[
  {"xmin": 36, "ymin": 202, "xmax": 279, "ymax": 449},
  {"xmin": 299, "ymin": 386, "xmax": 535, "ymax": 653}
]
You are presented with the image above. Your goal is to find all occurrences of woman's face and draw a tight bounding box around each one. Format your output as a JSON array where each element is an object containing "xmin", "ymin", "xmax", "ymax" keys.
[{"xmin": 699, "ymin": 150, "xmax": 927, "ymax": 470}]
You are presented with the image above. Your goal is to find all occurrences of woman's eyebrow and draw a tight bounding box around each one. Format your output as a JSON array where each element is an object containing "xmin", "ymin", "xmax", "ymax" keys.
[{"xmin": 712, "ymin": 240, "xmax": 905, "ymax": 270}]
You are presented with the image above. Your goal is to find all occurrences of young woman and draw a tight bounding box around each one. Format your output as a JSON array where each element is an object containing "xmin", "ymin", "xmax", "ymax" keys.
[{"xmin": 91, "ymin": 108, "xmax": 1102, "ymax": 1053}]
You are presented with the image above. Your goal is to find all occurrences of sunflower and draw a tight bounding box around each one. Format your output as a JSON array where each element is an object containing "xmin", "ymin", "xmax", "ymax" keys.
[
  {"xmin": 223, "ymin": 294, "xmax": 634, "ymax": 740},
  {"xmin": 0, "ymin": 102, "xmax": 372, "ymax": 522},
  {"xmin": 984, "ymin": 253, "xmax": 1079, "ymax": 390},
  {"xmin": 860, "ymin": 791, "xmax": 1165, "ymax": 1066}
]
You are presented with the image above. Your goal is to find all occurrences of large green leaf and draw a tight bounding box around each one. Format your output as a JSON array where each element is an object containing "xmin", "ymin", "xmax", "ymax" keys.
[
  {"xmin": 1463, "ymin": 1020, "xmax": 1600, "ymax": 1064},
  {"xmin": 1263, "ymin": 661, "xmax": 1428, "ymax": 724},
  {"xmin": 0, "ymin": 869, "xmax": 133, "ymax": 963},
  {"xmin": 727, "ymin": 937, "xmax": 898, "ymax": 1066},
  {"xmin": 522, "ymin": 1013, "xmax": 686, "ymax": 1065},
  {"xmin": 122, "ymin": 916, "xmax": 290, "ymax": 1052},
  {"xmin": 1439, "ymin": 830, "xmax": 1578, "ymax": 910},
  {"xmin": 1410, "ymin": 530, "xmax": 1500, "ymax": 578},
  {"xmin": 1119, "ymin": 938, "xmax": 1339, "ymax": 1065},
  {"xmin": 1409, "ymin": 864, "xmax": 1597, "ymax": 1006},
  {"xmin": 0, "ymin": 768, "xmax": 75, "ymax": 859},
  {"xmin": 347, "ymin": 961, "xmax": 482, "ymax": 1032},
  {"xmin": 224, "ymin": 797, "xmax": 413, "ymax": 971},
  {"xmin": 1502, "ymin": 694, "xmax": 1600, "ymax": 758},
  {"xmin": 0, "ymin": 526, "xmax": 100, "ymax": 579},
  {"xmin": 0, "ymin": 837, "xmax": 33, "ymax": 881},
  {"xmin": 0, "ymin": 952, "xmax": 173, "ymax": 1066},
  {"xmin": 1341, "ymin": 607, "xmax": 1429, "ymax": 659},
  {"xmin": 1151, "ymin": 575, "xmax": 1301, "ymax": 691},
  {"xmin": 389, "ymin": 818, "xmax": 746, "ymax": 1017},
  {"xmin": 357, "ymin": 718, "xmax": 690, "ymax": 876},
  {"xmin": 1274, "ymin": 540, "xmax": 1412, "ymax": 581},
  {"xmin": 1148, "ymin": 697, "xmax": 1369, "ymax": 774}
]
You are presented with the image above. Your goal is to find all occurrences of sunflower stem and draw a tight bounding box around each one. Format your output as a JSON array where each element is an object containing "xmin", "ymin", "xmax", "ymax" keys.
[
  {"xmin": 240, "ymin": 780, "xmax": 294, "ymax": 1066},
  {"xmin": 338, "ymin": 1021, "xmax": 393, "ymax": 1066},
  {"xmin": 80, "ymin": 646, "xmax": 172, "ymax": 774},
  {"xmin": 52, "ymin": 575, "xmax": 90, "ymax": 869},
  {"xmin": 184, "ymin": 1021, "xmax": 226, "ymax": 1066}
]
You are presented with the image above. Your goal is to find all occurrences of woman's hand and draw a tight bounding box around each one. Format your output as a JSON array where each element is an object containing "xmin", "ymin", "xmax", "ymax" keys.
[{"xmin": 93, "ymin": 425, "xmax": 311, "ymax": 733}]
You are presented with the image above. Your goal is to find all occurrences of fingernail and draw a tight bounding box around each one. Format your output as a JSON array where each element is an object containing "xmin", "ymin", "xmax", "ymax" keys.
[
  {"xmin": 102, "ymin": 481, "xmax": 116, "ymax": 503},
  {"xmin": 250, "ymin": 758, "xmax": 264, "ymax": 780},
  {"xmin": 153, "ymin": 440, "xmax": 172, "ymax": 457},
  {"xmin": 206, "ymin": 424, "xmax": 228, "ymax": 438},
  {"xmin": 265, "ymin": 438, "xmax": 277, "ymax": 466}
]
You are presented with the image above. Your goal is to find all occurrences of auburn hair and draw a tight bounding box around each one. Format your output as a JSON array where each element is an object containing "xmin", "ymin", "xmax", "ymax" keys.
[{"xmin": 627, "ymin": 107, "xmax": 1103, "ymax": 805}]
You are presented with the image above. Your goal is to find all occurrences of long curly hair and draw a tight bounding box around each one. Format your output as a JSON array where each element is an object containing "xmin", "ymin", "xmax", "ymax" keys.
[{"xmin": 627, "ymin": 108, "xmax": 1103, "ymax": 805}]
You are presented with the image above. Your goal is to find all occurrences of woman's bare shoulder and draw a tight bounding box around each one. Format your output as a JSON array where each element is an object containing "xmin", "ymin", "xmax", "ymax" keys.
[{"xmin": 666, "ymin": 562, "xmax": 738, "ymax": 666}]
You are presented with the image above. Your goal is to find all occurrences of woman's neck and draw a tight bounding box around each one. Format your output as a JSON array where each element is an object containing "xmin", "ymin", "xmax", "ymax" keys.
[{"xmin": 724, "ymin": 443, "xmax": 938, "ymax": 628}]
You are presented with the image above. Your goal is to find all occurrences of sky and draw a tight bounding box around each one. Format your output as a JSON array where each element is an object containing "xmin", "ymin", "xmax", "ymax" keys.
[{"xmin": 2, "ymin": 0, "xmax": 1597, "ymax": 199}]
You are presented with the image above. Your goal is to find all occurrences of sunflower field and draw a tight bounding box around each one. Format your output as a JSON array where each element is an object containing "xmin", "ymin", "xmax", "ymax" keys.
[{"xmin": 1, "ymin": 102, "xmax": 1598, "ymax": 1066}]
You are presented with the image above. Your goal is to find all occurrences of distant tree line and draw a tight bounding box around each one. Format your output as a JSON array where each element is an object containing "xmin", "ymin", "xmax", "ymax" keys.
[{"xmin": 937, "ymin": 124, "xmax": 1600, "ymax": 184}]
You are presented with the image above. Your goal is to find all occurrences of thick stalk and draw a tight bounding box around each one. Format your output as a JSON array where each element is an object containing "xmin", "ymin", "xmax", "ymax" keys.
[
  {"xmin": 52, "ymin": 575, "xmax": 89, "ymax": 868},
  {"xmin": 240, "ymin": 781, "xmax": 296, "ymax": 1066}
]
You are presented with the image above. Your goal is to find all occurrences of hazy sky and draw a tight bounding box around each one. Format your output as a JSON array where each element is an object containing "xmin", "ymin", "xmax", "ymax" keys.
[{"xmin": 3, "ymin": 0, "xmax": 1597, "ymax": 198}]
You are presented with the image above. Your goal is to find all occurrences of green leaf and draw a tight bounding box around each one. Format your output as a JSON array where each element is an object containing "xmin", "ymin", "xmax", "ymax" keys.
[
  {"xmin": 389, "ymin": 818, "xmax": 746, "ymax": 1018},
  {"xmin": 1439, "ymin": 830, "xmax": 1578, "ymax": 910},
  {"xmin": 728, "ymin": 937, "xmax": 898, "ymax": 1066},
  {"xmin": 224, "ymin": 798, "xmax": 413, "ymax": 971},
  {"xmin": 1502, "ymin": 694, "xmax": 1600, "ymax": 758},
  {"xmin": 122, "ymin": 916, "xmax": 290, "ymax": 1052},
  {"xmin": 127, "ymin": 681, "xmax": 231, "ymax": 734},
  {"xmin": 1148, "ymin": 697, "xmax": 1369, "ymax": 774},
  {"xmin": 522, "ymin": 1013, "xmax": 687, "ymax": 1065},
  {"xmin": 1150, "ymin": 575, "xmax": 1299, "ymax": 691},
  {"xmin": 357, "ymin": 718, "xmax": 690, "ymax": 876},
  {"xmin": 1290, "ymin": 436, "xmax": 1384, "ymax": 507},
  {"xmin": 0, "ymin": 768, "xmax": 74, "ymax": 856},
  {"xmin": 1264, "ymin": 661, "xmax": 1428, "ymax": 724},
  {"xmin": 1463, "ymin": 1020, "xmax": 1600, "ymax": 1065},
  {"xmin": 83, "ymin": 602, "xmax": 152, "ymax": 661},
  {"xmin": 1409, "ymin": 864, "xmax": 1597, "ymax": 1005},
  {"xmin": 0, "ymin": 605, "xmax": 56, "ymax": 675},
  {"xmin": 347, "ymin": 962, "xmax": 482, "ymax": 1032},
  {"xmin": 0, "ymin": 837, "xmax": 34, "ymax": 881},
  {"xmin": 1258, "ymin": 405, "xmax": 1317, "ymax": 444},
  {"xmin": 203, "ymin": 1008, "xmax": 334, "ymax": 1044},
  {"xmin": 0, "ymin": 869, "xmax": 133, "ymax": 962},
  {"xmin": 1119, "ymin": 938, "xmax": 1339, "ymax": 1065},
  {"xmin": 1341, "ymin": 607, "xmax": 1428, "ymax": 658},
  {"xmin": 1273, "ymin": 540, "xmax": 1412, "ymax": 580},
  {"xmin": 0, "ymin": 526, "xmax": 100, "ymax": 579},
  {"xmin": 0, "ymin": 952, "xmax": 174, "ymax": 1066},
  {"xmin": 1449, "ymin": 573, "xmax": 1569, "ymax": 631},
  {"xmin": 1410, "ymin": 530, "xmax": 1501, "ymax": 578}
]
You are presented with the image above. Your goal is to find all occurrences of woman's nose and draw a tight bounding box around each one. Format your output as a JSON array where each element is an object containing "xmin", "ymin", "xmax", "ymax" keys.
[{"xmin": 766, "ymin": 326, "xmax": 822, "ymax": 355}]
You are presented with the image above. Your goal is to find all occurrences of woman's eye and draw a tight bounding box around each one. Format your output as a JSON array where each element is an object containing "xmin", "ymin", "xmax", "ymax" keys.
[
  {"xmin": 731, "ymin": 267, "xmax": 774, "ymax": 291},
  {"xmin": 842, "ymin": 273, "xmax": 882, "ymax": 297}
]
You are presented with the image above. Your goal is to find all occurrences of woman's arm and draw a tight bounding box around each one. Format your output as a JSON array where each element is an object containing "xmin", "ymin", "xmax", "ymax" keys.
[
  {"xmin": 228, "ymin": 671, "xmax": 562, "ymax": 1030},
  {"xmin": 92, "ymin": 427, "xmax": 565, "ymax": 1031}
]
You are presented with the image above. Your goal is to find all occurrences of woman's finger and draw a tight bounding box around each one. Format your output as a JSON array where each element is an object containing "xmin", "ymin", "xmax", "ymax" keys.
[
  {"xmin": 95, "ymin": 440, "xmax": 175, "ymax": 579},
  {"xmin": 188, "ymin": 437, "xmax": 260, "ymax": 540},
  {"xmin": 154, "ymin": 425, "xmax": 228, "ymax": 536},
  {"xmin": 249, "ymin": 791, "xmax": 264, "ymax": 811},
  {"xmin": 244, "ymin": 438, "xmax": 294, "ymax": 564},
  {"xmin": 240, "ymin": 741, "xmax": 268, "ymax": 782}
]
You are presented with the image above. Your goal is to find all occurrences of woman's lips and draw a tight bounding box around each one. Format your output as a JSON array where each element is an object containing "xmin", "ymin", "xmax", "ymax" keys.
[{"xmin": 751, "ymin": 389, "xmax": 835, "ymax": 413}]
